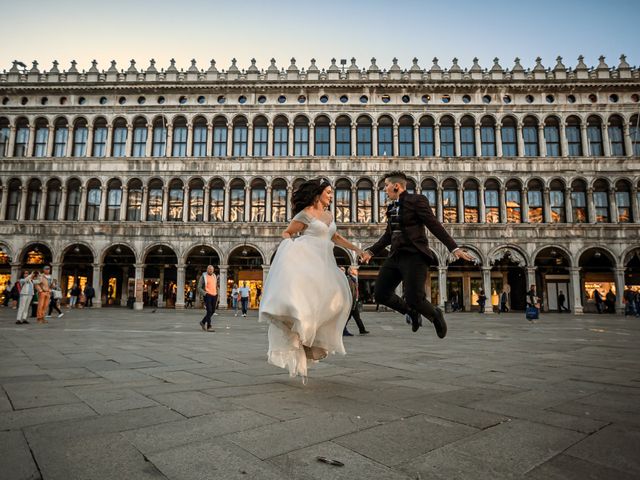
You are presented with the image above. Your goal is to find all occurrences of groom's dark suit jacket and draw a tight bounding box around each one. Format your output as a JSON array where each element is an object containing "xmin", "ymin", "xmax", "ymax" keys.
[{"xmin": 367, "ymin": 191, "xmax": 458, "ymax": 264}]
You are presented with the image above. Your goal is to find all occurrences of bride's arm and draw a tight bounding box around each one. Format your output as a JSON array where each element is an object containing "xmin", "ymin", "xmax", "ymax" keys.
[
  {"xmin": 332, "ymin": 232, "xmax": 365, "ymax": 258},
  {"xmin": 282, "ymin": 220, "xmax": 306, "ymax": 239}
]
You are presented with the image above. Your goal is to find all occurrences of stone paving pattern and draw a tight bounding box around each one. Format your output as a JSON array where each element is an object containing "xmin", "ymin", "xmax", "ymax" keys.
[{"xmin": 0, "ymin": 306, "xmax": 638, "ymax": 479}]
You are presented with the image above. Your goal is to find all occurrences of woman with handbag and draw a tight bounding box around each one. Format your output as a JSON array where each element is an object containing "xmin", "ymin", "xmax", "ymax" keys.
[
  {"xmin": 525, "ymin": 284, "xmax": 540, "ymax": 322},
  {"xmin": 47, "ymin": 280, "xmax": 64, "ymax": 318}
]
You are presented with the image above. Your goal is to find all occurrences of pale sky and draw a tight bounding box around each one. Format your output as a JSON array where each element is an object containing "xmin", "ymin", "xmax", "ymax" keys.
[{"xmin": 1, "ymin": 0, "xmax": 638, "ymax": 73}]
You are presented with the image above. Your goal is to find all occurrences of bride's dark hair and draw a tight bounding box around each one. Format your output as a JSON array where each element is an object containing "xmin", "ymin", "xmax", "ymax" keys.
[{"xmin": 292, "ymin": 179, "xmax": 332, "ymax": 215}]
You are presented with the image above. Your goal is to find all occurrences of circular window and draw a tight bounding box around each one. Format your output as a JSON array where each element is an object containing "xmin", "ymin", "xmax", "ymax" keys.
[
  {"xmin": 217, "ymin": 95, "xmax": 226, "ymax": 104},
  {"xmin": 482, "ymin": 95, "xmax": 491, "ymax": 104},
  {"xmin": 609, "ymin": 94, "xmax": 619, "ymax": 103},
  {"xmin": 179, "ymin": 96, "xmax": 187, "ymax": 105},
  {"xmin": 21, "ymin": 97, "xmax": 28, "ymax": 105},
  {"xmin": 401, "ymin": 95, "xmax": 410, "ymax": 103},
  {"xmin": 157, "ymin": 96, "xmax": 165, "ymax": 104},
  {"xmin": 258, "ymin": 95, "xmax": 267, "ymax": 104},
  {"xmin": 60, "ymin": 97, "xmax": 68, "ymax": 105},
  {"xmin": 381, "ymin": 95, "xmax": 391, "ymax": 103},
  {"xmin": 320, "ymin": 95, "xmax": 329, "ymax": 103},
  {"xmin": 41, "ymin": 97, "xmax": 48, "ymax": 105},
  {"xmin": 503, "ymin": 95, "xmax": 512, "ymax": 104},
  {"xmin": 588, "ymin": 94, "xmax": 597, "ymax": 103},
  {"xmin": 118, "ymin": 96, "xmax": 126, "ymax": 105},
  {"xmin": 99, "ymin": 96, "xmax": 108, "ymax": 105},
  {"xmin": 339, "ymin": 95, "xmax": 348, "ymax": 103},
  {"xmin": 525, "ymin": 95, "xmax": 534, "ymax": 104},
  {"xmin": 77, "ymin": 96, "xmax": 86, "ymax": 105},
  {"xmin": 632, "ymin": 93, "xmax": 640, "ymax": 103},
  {"xmin": 421, "ymin": 94, "xmax": 431, "ymax": 104},
  {"xmin": 462, "ymin": 95, "xmax": 471, "ymax": 104},
  {"xmin": 2, "ymin": 97, "xmax": 9, "ymax": 105},
  {"xmin": 298, "ymin": 95, "xmax": 306, "ymax": 104},
  {"xmin": 197, "ymin": 96, "xmax": 206, "ymax": 104},
  {"xmin": 137, "ymin": 96, "xmax": 146, "ymax": 105},
  {"xmin": 545, "ymin": 94, "xmax": 555, "ymax": 103},
  {"xmin": 441, "ymin": 94, "xmax": 451, "ymax": 104},
  {"xmin": 278, "ymin": 95, "xmax": 287, "ymax": 104},
  {"xmin": 567, "ymin": 94, "xmax": 576, "ymax": 103},
  {"xmin": 360, "ymin": 95, "xmax": 368, "ymax": 104},
  {"xmin": 238, "ymin": 95, "xmax": 247, "ymax": 104}
]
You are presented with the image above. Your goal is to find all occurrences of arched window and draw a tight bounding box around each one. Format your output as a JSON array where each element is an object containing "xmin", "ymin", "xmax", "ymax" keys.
[
  {"xmin": 335, "ymin": 116, "xmax": 351, "ymax": 156},
  {"xmin": 314, "ymin": 116, "xmax": 330, "ymax": 156},
  {"xmin": 26, "ymin": 179, "xmax": 41, "ymax": 220},
  {"xmin": 406, "ymin": 178, "xmax": 416, "ymax": 194},
  {"xmin": 398, "ymin": 116, "xmax": 414, "ymax": 156},
  {"xmin": 273, "ymin": 116, "xmax": 288, "ymax": 156},
  {"xmin": 172, "ymin": 117, "xmax": 188, "ymax": 157},
  {"xmin": 45, "ymin": 179, "xmax": 62, "ymax": 220},
  {"xmin": 593, "ymin": 179, "xmax": 610, "ymax": 222},
  {"xmin": 106, "ymin": 179, "xmax": 122, "ymax": 221},
  {"xmin": 544, "ymin": 116, "xmax": 561, "ymax": 156},
  {"xmin": 0, "ymin": 117, "xmax": 9, "ymax": 157},
  {"xmin": 571, "ymin": 179, "xmax": 587, "ymax": 223},
  {"xmin": 293, "ymin": 116, "xmax": 309, "ymax": 156},
  {"xmin": 253, "ymin": 116, "xmax": 268, "ymax": 156},
  {"xmin": 527, "ymin": 179, "xmax": 544, "ymax": 223},
  {"xmin": 523, "ymin": 116, "xmax": 539, "ymax": 157},
  {"xmin": 419, "ymin": 116, "xmax": 435, "ymax": 156},
  {"xmin": 65, "ymin": 179, "xmax": 81, "ymax": 221},
  {"xmin": 463, "ymin": 179, "xmax": 479, "ymax": 223},
  {"xmin": 229, "ymin": 179, "xmax": 245, "ymax": 222},
  {"xmin": 250, "ymin": 179, "xmax": 267, "ymax": 221},
  {"xmin": 14, "ymin": 118, "xmax": 29, "ymax": 157},
  {"xmin": 53, "ymin": 118, "xmax": 68, "ymax": 157},
  {"xmin": 566, "ymin": 116, "xmax": 582, "ymax": 156},
  {"xmin": 73, "ymin": 118, "xmax": 88, "ymax": 157},
  {"xmin": 33, "ymin": 118, "xmax": 49, "ymax": 157},
  {"xmin": 112, "ymin": 118, "xmax": 127, "ymax": 157},
  {"xmin": 85, "ymin": 179, "xmax": 102, "ymax": 221},
  {"xmin": 92, "ymin": 118, "xmax": 108, "ymax": 157},
  {"xmin": 615, "ymin": 180, "xmax": 631, "ymax": 223},
  {"xmin": 188, "ymin": 178, "xmax": 204, "ymax": 221},
  {"xmin": 440, "ymin": 116, "xmax": 455, "ymax": 157},
  {"xmin": 271, "ymin": 178, "xmax": 287, "ymax": 222},
  {"xmin": 192, "ymin": 116, "xmax": 208, "ymax": 157},
  {"xmin": 168, "ymin": 179, "xmax": 184, "ymax": 221},
  {"xmin": 147, "ymin": 179, "xmax": 163, "ymax": 221},
  {"xmin": 506, "ymin": 179, "xmax": 522, "ymax": 223},
  {"xmin": 631, "ymin": 115, "xmax": 640, "ymax": 156},
  {"xmin": 421, "ymin": 179, "xmax": 437, "ymax": 214},
  {"xmin": 480, "ymin": 116, "xmax": 496, "ymax": 156},
  {"xmin": 356, "ymin": 179, "xmax": 373, "ymax": 223},
  {"xmin": 209, "ymin": 179, "xmax": 225, "ymax": 222},
  {"xmin": 484, "ymin": 179, "xmax": 500, "ymax": 223},
  {"xmin": 608, "ymin": 115, "xmax": 625, "ymax": 156},
  {"xmin": 152, "ymin": 117, "xmax": 167, "ymax": 156},
  {"xmin": 131, "ymin": 117, "xmax": 147, "ymax": 157},
  {"xmin": 460, "ymin": 116, "xmax": 475, "ymax": 156},
  {"xmin": 377, "ymin": 116, "xmax": 393, "ymax": 156},
  {"xmin": 6, "ymin": 179, "xmax": 21, "ymax": 220},
  {"xmin": 442, "ymin": 179, "xmax": 458, "ymax": 223},
  {"xmin": 356, "ymin": 116, "xmax": 372, "ymax": 156},
  {"xmin": 335, "ymin": 179, "xmax": 351, "ymax": 222},
  {"xmin": 501, "ymin": 116, "xmax": 517, "ymax": 156},
  {"xmin": 212, "ymin": 116, "xmax": 228, "ymax": 156},
  {"xmin": 232, "ymin": 117, "xmax": 248, "ymax": 156},
  {"xmin": 587, "ymin": 116, "xmax": 603, "ymax": 156},
  {"xmin": 126, "ymin": 178, "xmax": 142, "ymax": 221},
  {"xmin": 549, "ymin": 179, "xmax": 566, "ymax": 223}
]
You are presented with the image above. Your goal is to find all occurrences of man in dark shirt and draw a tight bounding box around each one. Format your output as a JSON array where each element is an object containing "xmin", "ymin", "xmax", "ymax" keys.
[{"xmin": 361, "ymin": 171, "xmax": 474, "ymax": 338}]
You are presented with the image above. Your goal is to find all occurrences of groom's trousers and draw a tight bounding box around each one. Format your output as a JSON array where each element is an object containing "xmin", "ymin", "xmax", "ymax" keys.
[{"xmin": 374, "ymin": 251, "xmax": 439, "ymax": 321}]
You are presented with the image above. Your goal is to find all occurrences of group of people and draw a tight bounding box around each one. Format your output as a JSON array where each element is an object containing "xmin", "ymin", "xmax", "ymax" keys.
[
  {"xmin": 591, "ymin": 288, "xmax": 617, "ymax": 314},
  {"xmin": 10, "ymin": 266, "xmax": 62, "ymax": 325}
]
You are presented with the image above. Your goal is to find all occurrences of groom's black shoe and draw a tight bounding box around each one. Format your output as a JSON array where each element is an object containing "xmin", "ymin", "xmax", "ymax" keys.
[
  {"xmin": 429, "ymin": 307, "xmax": 447, "ymax": 339},
  {"xmin": 405, "ymin": 309, "xmax": 423, "ymax": 333}
]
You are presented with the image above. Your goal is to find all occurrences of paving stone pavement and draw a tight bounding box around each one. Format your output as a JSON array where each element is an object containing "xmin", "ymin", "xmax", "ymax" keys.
[{"xmin": 0, "ymin": 306, "xmax": 639, "ymax": 480}]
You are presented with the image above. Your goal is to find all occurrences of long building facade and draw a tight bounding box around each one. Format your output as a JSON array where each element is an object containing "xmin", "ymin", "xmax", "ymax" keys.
[{"xmin": 1, "ymin": 55, "xmax": 639, "ymax": 314}]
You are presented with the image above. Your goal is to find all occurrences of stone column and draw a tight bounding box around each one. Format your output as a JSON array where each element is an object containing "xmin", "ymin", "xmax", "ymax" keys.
[
  {"xmin": 186, "ymin": 123, "xmax": 193, "ymax": 157},
  {"xmin": 266, "ymin": 186, "xmax": 272, "ymax": 222},
  {"xmin": 17, "ymin": 186, "xmax": 28, "ymax": 220},
  {"xmin": 267, "ymin": 124, "xmax": 273, "ymax": 157},
  {"xmin": 286, "ymin": 186, "xmax": 293, "ymax": 221},
  {"xmin": 438, "ymin": 266, "xmax": 447, "ymax": 309},
  {"xmin": 350, "ymin": 122, "xmax": 357, "ymax": 156},
  {"xmin": 125, "ymin": 125, "xmax": 133, "ymax": 156},
  {"xmin": 623, "ymin": 123, "xmax": 633, "ymax": 157},
  {"xmin": 120, "ymin": 267, "xmax": 129, "ymax": 306},
  {"xmin": 614, "ymin": 267, "xmax": 625, "ymax": 314},
  {"xmin": 145, "ymin": 124, "xmax": 153, "ymax": 157},
  {"xmin": 244, "ymin": 185, "xmax": 251, "ymax": 222},
  {"xmin": 105, "ymin": 125, "xmax": 113, "ymax": 157},
  {"xmin": 478, "ymin": 185, "xmax": 486, "ymax": 223},
  {"xmin": 10, "ymin": 263, "xmax": 21, "ymax": 285},
  {"xmin": 246, "ymin": 124, "xmax": 254, "ymax": 157},
  {"xmin": 182, "ymin": 185, "xmax": 190, "ymax": 222},
  {"xmin": 564, "ymin": 188, "xmax": 573, "ymax": 223},
  {"xmin": 560, "ymin": 121, "xmax": 569, "ymax": 157},
  {"xmin": 38, "ymin": 185, "xmax": 47, "ymax": 220},
  {"xmin": 134, "ymin": 263, "xmax": 144, "ymax": 310},
  {"xmin": 474, "ymin": 125, "xmax": 481, "ymax": 157},
  {"xmin": 0, "ymin": 185, "xmax": 6, "ymax": 220},
  {"xmin": 218, "ymin": 264, "xmax": 228, "ymax": 309},
  {"xmin": 98, "ymin": 185, "xmax": 107, "ymax": 221},
  {"xmin": 434, "ymin": 123, "xmax": 441, "ymax": 157},
  {"xmin": 203, "ymin": 185, "xmax": 210, "ymax": 222},
  {"xmin": 351, "ymin": 186, "xmax": 357, "ymax": 222},
  {"xmin": 288, "ymin": 124, "xmax": 295, "ymax": 156},
  {"xmin": 587, "ymin": 188, "xmax": 596, "ymax": 223},
  {"xmin": 77, "ymin": 186, "xmax": 87, "ymax": 221},
  {"xmin": 453, "ymin": 121, "xmax": 461, "ymax": 157},
  {"xmin": 308, "ymin": 125, "xmax": 315, "ymax": 156},
  {"xmin": 392, "ymin": 122, "xmax": 399, "ymax": 156},
  {"xmin": 499, "ymin": 187, "xmax": 507, "ymax": 223},
  {"xmin": 58, "ymin": 186, "xmax": 67, "ymax": 221},
  {"xmin": 569, "ymin": 266, "xmax": 583, "ymax": 314},
  {"xmin": 119, "ymin": 185, "xmax": 128, "ymax": 221},
  {"xmin": 261, "ymin": 264, "xmax": 270, "ymax": 286},
  {"xmin": 543, "ymin": 187, "xmax": 552, "ymax": 223},
  {"xmin": 226, "ymin": 122, "xmax": 233, "ymax": 156},
  {"xmin": 26, "ymin": 126, "xmax": 35, "ymax": 157},
  {"xmin": 526, "ymin": 266, "xmax": 537, "ymax": 290},
  {"xmin": 92, "ymin": 263, "xmax": 102, "ymax": 308},
  {"xmin": 602, "ymin": 123, "xmax": 611, "ymax": 157},
  {"xmin": 6, "ymin": 126, "xmax": 16, "ymax": 158},
  {"xmin": 580, "ymin": 124, "xmax": 589, "ymax": 156},
  {"xmin": 516, "ymin": 122, "xmax": 525, "ymax": 157},
  {"xmin": 538, "ymin": 124, "xmax": 547, "ymax": 157},
  {"xmin": 165, "ymin": 123, "xmax": 173, "ymax": 157},
  {"xmin": 329, "ymin": 122, "xmax": 336, "ymax": 157},
  {"xmin": 436, "ymin": 187, "xmax": 444, "ymax": 222},
  {"xmin": 457, "ymin": 187, "xmax": 464, "ymax": 223},
  {"xmin": 373, "ymin": 185, "xmax": 379, "ymax": 223},
  {"xmin": 223, "ymin": 185, "xmax": 231, "ymax": 222},
  {"xmin": 86, "ymin": 125, "xmax": 94, "ymax": 157},
  {"xmin": 630, "ymin": 186, "xmax": 639, "ymax": 224},
  {"xmin": 175, "ymin": 263, "xmax": 185, "ymax": 309},
  {"xmin": 140, "ymin": 186, "xmax": 148, "ymax": 222},
  {"xmin": 495, "ymin": 124, "xmax": 503, "ymax": 157},
  {"xmin": 522, "ymin": 187, "xmax": 529, "ymax": 223},
  {"xmin": 157, "ymin": 267, "xmax": 165, "ymax": 307},
  {"xmin": 482, "ymin": 266, "xmax": 493, "ymax": 313},
  {"xmin": 161, "ymin": 186, "xmax": 169, "ymax": 221},
  {"xmin": 206, "ymin": 123, "xmax": 213, "ymax": 156},
  {"xmin": 608, "ymin": 188, "xmax": 618, "ymax": 224},
  {"xmin": 413, "ymin": 124, "xmax": 420, "ymax": 157},
  {"xmin": 65, "ymin": 126, "xmax": 73, "ymax": 157}
]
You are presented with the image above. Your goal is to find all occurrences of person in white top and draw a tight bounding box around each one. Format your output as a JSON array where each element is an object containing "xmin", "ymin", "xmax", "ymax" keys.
[{"xmin": 16, "ymin": 271, "xmax": 35, "ymax": 325}]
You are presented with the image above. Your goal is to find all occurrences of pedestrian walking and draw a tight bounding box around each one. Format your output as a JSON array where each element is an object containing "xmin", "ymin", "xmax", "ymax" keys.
[
  {"xmin": 34, "ymin": 266, "xmax": 52, "ymax": 324},
  {"xmin": 185, "ymin": 288, "xmax": 194, "ymax": 308},
  {"xmin": 605, "ymin": 289, "xmax": 616, "ymax": 314},
  {"xmin": 499, "ymin": 289, "xmax": 509, "ymax": 313},
  {"xmin": 343, "ymin": 266, "xmax": 369, "ymax": 336},
  {"xmin": 47, "ymin": 280, "xmax": 64, "ymax": 318},
  {"xmin": 231, "ymin": 283, "xmax": 239, "ymax": 316},
  {"xmin": 557, "ymin": 290, "xmax": 570, "ymax": 313},
  {"xmin": 239, "ymin": 282, "xmax": 250, "ymax": 317},
  {"xmin": 2, "ymin": 282, "xmax": 11, "ymax": 307},
  {"xmin": 594, "ymin": 289, "xmax": 604, "ymax": 314},
  {"xmin": 526, "ymin": 284, "xmax": 540, "ymax": 322},
  {"xmin": 84, "ymin": 284, "xmax": 95, "ymax": 307},
  {"xmin": 477, "ymin": 288, "xmax": 487, "ymax": 313},
  {"xmin": 69, "ymin": 284, "xmax": 81, "ymax": 308},
  {"xmin": 16, "ymin": 271, "xmax": 34, "ymax": 324},
  {"xmin": 197, "ymin": 265, "xmax": 217, "ymax": 331}
]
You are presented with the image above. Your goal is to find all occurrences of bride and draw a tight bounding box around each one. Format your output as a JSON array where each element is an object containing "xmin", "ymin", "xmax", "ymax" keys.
[{"xmin": 259, "ymin": 179, "xmax": 365, "ymax": 379}]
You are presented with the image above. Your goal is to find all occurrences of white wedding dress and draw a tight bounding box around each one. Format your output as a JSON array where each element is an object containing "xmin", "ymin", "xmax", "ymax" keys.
[{"xmin": 259, "ymin": 210, "xmax": 352, "ymax": 378}]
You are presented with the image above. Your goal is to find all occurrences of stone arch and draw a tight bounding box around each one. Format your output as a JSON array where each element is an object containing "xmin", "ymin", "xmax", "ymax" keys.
[{"xmin": 487, "ymin": 245, "xmax": 528, "ymax": 267}]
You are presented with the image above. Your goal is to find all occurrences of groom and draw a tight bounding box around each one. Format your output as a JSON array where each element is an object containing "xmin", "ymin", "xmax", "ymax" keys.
[{"xmin": 361, "ymin": 171, "xmax": 475, "ymax": 338}]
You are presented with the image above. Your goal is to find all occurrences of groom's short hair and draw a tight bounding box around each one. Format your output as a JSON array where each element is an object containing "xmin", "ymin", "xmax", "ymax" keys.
[{"xmin": 384, "ymin": 170, "xmax": 408, "ymax": 186}]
